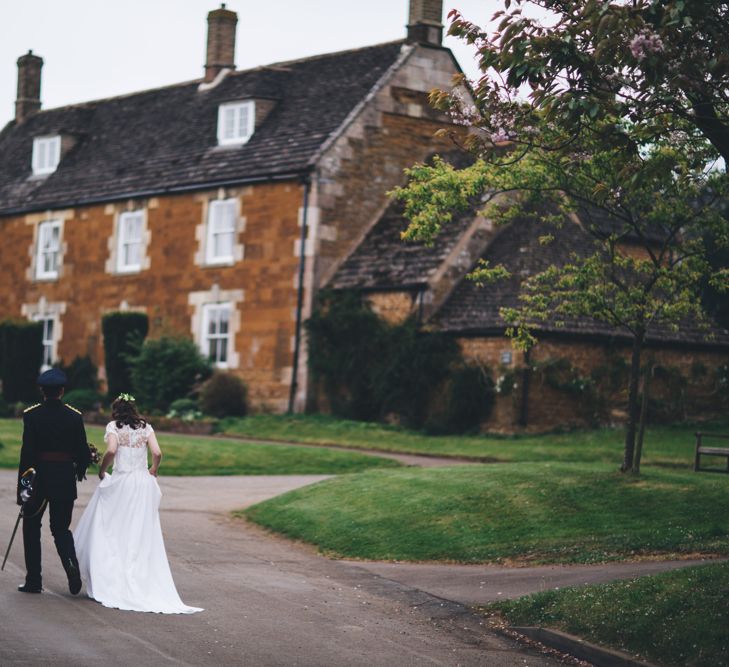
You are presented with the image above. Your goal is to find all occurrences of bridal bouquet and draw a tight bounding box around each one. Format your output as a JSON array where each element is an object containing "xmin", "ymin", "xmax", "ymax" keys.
[{"xmin": 88, "ymin": 442, "xmax": 101, "ymax": 465}]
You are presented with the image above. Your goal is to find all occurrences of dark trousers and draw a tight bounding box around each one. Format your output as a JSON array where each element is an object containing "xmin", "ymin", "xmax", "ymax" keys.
[{"xmin": 22, "ymin": 495, "xmax": 77, "ymax": 587}]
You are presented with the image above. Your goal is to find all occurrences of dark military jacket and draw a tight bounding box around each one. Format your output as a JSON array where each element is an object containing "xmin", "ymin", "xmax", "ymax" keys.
[{"xmin": 18, "ymin": 399, "xmax": 90, "ymax": 503}]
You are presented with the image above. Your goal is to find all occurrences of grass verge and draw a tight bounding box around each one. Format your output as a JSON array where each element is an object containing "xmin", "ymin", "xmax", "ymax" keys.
[
  {"xmin": 221, "ymin": 413, "xmax": 718, "ymax": 467},
  {"xmin": 243, "ymin": 463, "xmax": 729, "ymax": 563},
  {"xmin": 0, "ymin": 419, "xmax": 400, "ymax": 476},
  {"xmin": 488, "ymin": 561, "xmax": 729, "ymax": 667}
]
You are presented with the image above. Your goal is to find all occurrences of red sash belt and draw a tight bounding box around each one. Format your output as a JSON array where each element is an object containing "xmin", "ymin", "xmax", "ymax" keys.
[{"xmin": 37, "ymin": 452, "xmax": 74, "ymax": 462}]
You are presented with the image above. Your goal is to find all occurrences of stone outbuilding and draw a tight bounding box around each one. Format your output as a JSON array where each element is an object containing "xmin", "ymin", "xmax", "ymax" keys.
[{"xmin": 331, "ymin": 195, "xmax": 729, "ymax": 431}]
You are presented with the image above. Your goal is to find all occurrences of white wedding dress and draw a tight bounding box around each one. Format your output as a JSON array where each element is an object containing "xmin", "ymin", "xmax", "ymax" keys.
[{"xmin": 74, "ymin": 421, "xmax": 202, "ymax": 614}]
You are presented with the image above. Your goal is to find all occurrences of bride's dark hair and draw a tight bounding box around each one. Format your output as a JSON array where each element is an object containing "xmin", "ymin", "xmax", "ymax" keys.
[{"xmin": 111, "ymin": 397, "xmax": 147, "ymax": 430}]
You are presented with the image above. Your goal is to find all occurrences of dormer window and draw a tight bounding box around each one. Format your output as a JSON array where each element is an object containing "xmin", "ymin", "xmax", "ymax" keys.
[
  {"xmin": 32, "ymin": 135, "xmax": 61, "ymax": 175},
  {"xmin": 217, "ymin": 101, "xmax": 255, "ymax": 146}
]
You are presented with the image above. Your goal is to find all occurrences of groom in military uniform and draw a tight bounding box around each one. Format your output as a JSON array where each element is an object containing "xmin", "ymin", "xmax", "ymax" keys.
[{"xmin": 17, "ymin": 368, "xmax": 91, "ymax": 594}]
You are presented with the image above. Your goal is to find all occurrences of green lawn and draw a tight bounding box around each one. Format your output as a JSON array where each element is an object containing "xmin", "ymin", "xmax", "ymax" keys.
[
  {"xmin": 243, "ymin": 463, "xmax": 729, "ymax": 563},
  {"xmin": 221, "ymin": 413, "xmax": 715, "ymax": 467},
  {"xmin": 489, "ymin": 561, "xmax": 729, "ymax": 667},
  {"xmin": 0, "ymin": 419, "xmax": 400, "ymax": 476}
]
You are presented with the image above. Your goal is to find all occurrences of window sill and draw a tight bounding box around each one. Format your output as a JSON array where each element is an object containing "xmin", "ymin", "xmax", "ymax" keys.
[
  {"xmin": 210, "ymin": 140, "xmax": 251, "ymax": 151},
  {"xmin": 203, "ymin": 258, "xmax": 236, "ymax": 268}
]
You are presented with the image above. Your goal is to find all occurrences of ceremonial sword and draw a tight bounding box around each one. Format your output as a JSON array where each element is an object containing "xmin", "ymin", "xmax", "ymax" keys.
[{"xmin": 2, "ymin": 468, "xmax": 36, "ymax": 571}]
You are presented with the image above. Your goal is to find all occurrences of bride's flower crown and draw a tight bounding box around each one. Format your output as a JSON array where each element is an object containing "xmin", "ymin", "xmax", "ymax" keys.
[{"xmin": 117, "ymin": 393, "xmax": 136, "ymax": 402}]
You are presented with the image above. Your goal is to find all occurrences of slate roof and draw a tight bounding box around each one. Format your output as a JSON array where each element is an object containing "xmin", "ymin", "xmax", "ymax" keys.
[
  {"xmin": 331, "ymin": 150, "xmax": 478, "ymax": 290},
  {"xmin": 330, "ymin": 198, "xmax": 477, "ymax": 289},
  {"xmin": 0, "ymin": 41, "xmax": 406, "ymax": 215},
  {"xmin": 431, "ymin": 214, "xmax": 729, "ymax": 348}
]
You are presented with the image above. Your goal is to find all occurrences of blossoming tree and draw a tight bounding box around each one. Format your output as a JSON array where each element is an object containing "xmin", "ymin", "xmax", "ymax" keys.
[{"xmin": 393, "ymin": 0, "xmax": 729, "ymax": 473}]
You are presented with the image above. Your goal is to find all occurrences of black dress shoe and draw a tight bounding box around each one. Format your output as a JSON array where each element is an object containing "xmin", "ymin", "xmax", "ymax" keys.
[
  {"xmin": 64, "ymin": 558, "xmax": 82, "ymax": 595},
  {"xmin": 18, "ymin": 583, "xmax": 43, "ymax": 593}
]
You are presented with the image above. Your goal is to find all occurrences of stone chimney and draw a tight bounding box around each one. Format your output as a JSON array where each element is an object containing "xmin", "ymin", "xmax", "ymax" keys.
[
  {"xmin": 204, "ymin": 4, "xmax": 238, "ymax": 83},
  {"xmin": 15, "ymin": 50, "xmax": 43, "ymax": 123},
  {"xmin": 407, "ymin": 0, "xmax": 444, "ymax": 46}
]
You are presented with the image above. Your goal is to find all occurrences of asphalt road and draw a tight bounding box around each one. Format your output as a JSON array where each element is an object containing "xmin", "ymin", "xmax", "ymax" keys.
[{"xmin": 0, "ymin": 470, "xmax": 560, "ymax": 667}]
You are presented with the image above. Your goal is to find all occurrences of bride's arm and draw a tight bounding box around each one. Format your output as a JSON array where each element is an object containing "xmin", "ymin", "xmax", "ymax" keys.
[
  {"xmin": 99, "ymin": 433, "xmax": 118, "ymax": 479},
  {"xmin": 148, "ymin": 431, "xmax": 162, "ymax": 477}
]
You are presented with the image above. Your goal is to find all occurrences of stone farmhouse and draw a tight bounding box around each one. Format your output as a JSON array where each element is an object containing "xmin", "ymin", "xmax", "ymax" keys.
[
  {"xmin": 1, "ymin": 1, "xmax": 727, "ymax": 430},
  {"xmin": 0, "ymin": 1, "xmax": 463, "ymax": 413}
]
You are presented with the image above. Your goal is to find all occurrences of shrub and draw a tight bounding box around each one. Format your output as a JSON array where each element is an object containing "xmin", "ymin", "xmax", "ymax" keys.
[
  {"xmin": 129, "ymin": 336, "xmax": 211, "ymax": 412},
  {"xmin": 425, "ymin": 365, "xmax": 496, "ymax": 435},
  {"xmin": 199, "ymin": 372, "xmax": 248, "ymax": 418},
  {"xmin": 65, "ymin": 389, "xmax": 103, "ymax": 412},
  {"xmin": 63, "ymin": 389, "xmax": 102, "ymax": 412},
  {"xmin": 167, "ymin": 398, "xmax": 203, "ymax": 421},
  {"xmin": 306, "ymin": 291, "xmax": 461, "ymax": 428},
  {"xmin": 60, "ymin": 356, "xmax": 98, "ymax": 391},
  {"xmin": 306, "ymin": 291, "xmax": 387, "ymax": 421},
  {"xmin": 0, "ymin": 320, "xmax": 43, "ymax": 403},
  {"xmin": 0, "ymin": 397, "xmax": 10, "ymax": 418},
  {"xmin": 102, "ymin": 312, "xmax": 149, "ymax": 398},
  {"xmin": 375, "ymin": 323, "xmax": 459, "ymax": 428}
]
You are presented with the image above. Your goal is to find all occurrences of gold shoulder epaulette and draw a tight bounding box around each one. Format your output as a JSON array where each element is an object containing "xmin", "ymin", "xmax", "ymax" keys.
[
  {"xmin": 23, "ymin": 403, "xmax": 41, "ymax": 413},
  {"xmin": 65, "ymin": 403, "xmax": 82, "ymax": 415}
]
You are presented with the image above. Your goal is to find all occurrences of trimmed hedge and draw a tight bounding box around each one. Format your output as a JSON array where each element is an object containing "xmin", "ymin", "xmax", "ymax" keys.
[
  {"xmin": 0, "ymin": 320, "xmax": 44, "ymax": 403},
  {"xmin": 102, "ymin": 312, "xmax": 149, "ymax": 398}
]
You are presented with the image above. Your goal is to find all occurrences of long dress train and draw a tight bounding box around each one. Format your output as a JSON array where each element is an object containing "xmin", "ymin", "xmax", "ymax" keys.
[{"xmin": 74, "ymin": 421, "xmax": 202, "ymax": 614}]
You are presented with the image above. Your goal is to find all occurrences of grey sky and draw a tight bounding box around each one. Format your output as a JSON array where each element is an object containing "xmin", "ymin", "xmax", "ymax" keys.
[{"xmin": 0, "ymin": 0, "xmax": 497, "ymax": 124}]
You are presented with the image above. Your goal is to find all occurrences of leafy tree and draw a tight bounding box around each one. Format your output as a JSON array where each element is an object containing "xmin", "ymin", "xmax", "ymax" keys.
[
  {"xmin": 393, "ymin": 2, "xmax": 729, "ymax": 472},
  {"xmin": 396, "ymin": 128, "xmax": 728, "ymax": 472}
]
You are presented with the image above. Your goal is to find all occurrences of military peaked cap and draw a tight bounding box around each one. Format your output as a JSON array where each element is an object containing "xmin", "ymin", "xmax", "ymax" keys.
[{"xmin": 37, "ymin": 368, "xmax": 67, "ymax": 387}]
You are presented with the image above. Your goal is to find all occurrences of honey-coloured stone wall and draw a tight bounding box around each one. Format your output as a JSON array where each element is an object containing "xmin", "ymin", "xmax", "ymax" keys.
[
  {"xmin": 459, "ymin": 335, "xmax": 729, "ymax": 433},
  {"xmin": 0, "ymin": 181, "xmax": 306, "ymax": 411}
]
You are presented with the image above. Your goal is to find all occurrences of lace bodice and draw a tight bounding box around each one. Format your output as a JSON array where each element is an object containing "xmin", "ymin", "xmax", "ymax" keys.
[
  {"xmin": 105, "ymin": 421, "xmax": 153, "ymax": 448},
  {"xmin": 104, "ymin": 422, "xmax": 154, "ymax": 473}
]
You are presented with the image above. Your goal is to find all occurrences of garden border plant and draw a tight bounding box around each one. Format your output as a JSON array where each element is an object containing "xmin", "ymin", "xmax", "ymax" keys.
[{"xmin": 306, "ymin": 290, "xmax": 495, "ymax": 434}]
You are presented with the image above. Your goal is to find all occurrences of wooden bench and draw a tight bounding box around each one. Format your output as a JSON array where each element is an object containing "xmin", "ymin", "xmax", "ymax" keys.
[{"xmin": 694, "ymin": 432, "xmax": 729, "ymax": 473}]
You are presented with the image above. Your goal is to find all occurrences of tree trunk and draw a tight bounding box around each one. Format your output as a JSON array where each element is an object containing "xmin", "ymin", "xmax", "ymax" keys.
[
  {"xmin": 686, "ymin": 97, "xmax": 729, "ymax": 166},
  {"xmin": 622, "ymin": 331, "xmax": 645, "ymax": 473},
  {"xmin": 633, "ymin": 361, "xmax": 651, "ymax": 474}
]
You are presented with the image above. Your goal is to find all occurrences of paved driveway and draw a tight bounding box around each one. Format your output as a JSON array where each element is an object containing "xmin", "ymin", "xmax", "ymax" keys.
[{"xmin": 0, "ymin": 470, "xmax": 559, "ymax": 667}]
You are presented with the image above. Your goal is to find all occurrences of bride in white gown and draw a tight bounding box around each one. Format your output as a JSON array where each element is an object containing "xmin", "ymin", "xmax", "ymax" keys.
[{"xmin": 74, "ymin": 395, "xmax": 202, "ymax": 614}]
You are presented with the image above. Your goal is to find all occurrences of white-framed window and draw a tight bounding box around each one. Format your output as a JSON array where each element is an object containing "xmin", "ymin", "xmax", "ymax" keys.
[
  {"xmin": 36, "ymin": 220, "xmax": 62, "ymax": 280},
  {"xmin": 206, "ymin": 199, "xmax": 237, "ymax": 264},
  {"xmin": 117, "ymin": 211, "xmax": 144, "ymax": 272},
  {"xmin": 33, "ymin": 315, "xmax": 56, "ymax": 371},
  {"xmin": 32, "ymin": 135, "xmax": 61, "ymax": 175},
  {"xmin": 217, "ymin": 101, "xmax": 255, "ymax": 146},
  {"xmin": 201, "ymin": 303, "xmax": 232, "ymax": 367}
]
